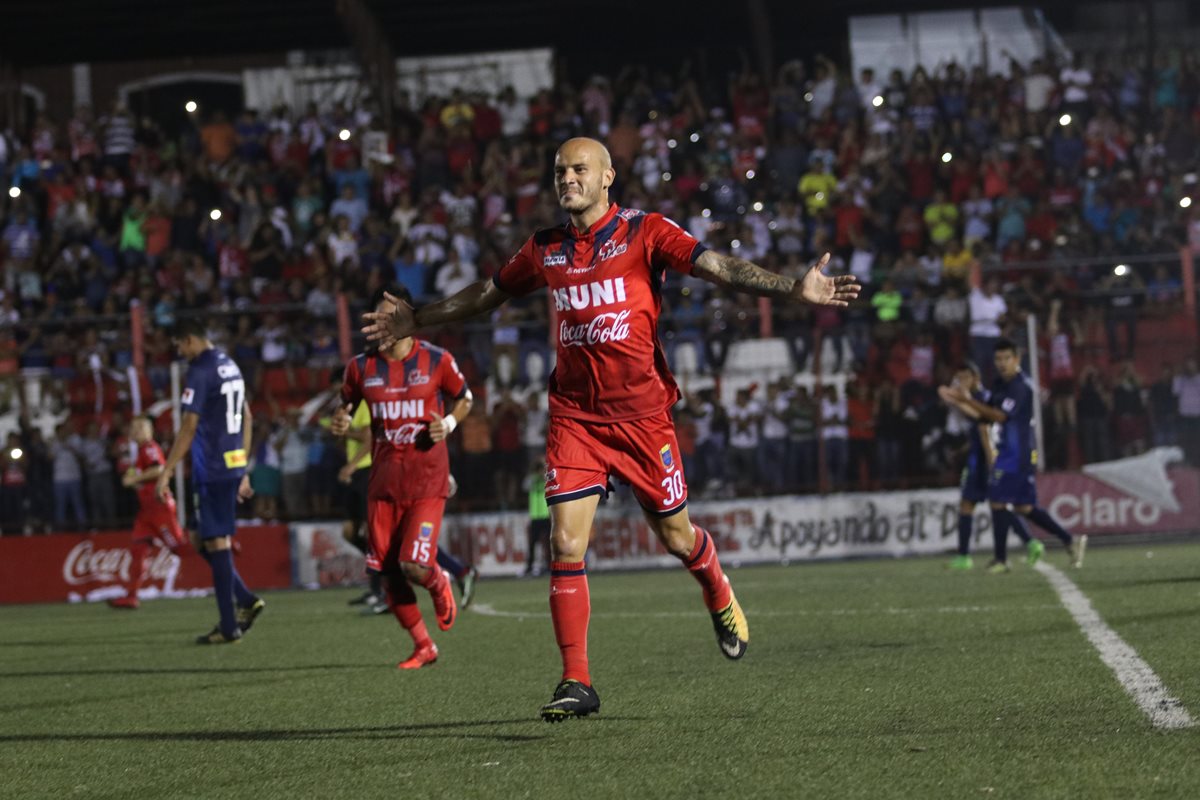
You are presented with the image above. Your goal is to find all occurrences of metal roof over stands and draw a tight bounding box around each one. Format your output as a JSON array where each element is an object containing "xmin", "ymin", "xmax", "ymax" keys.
[{"xmin": 0, "ymin": 0, "xmax": 1084, "ymax": 68}]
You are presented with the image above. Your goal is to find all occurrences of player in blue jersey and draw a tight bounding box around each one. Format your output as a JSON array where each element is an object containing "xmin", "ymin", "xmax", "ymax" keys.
[
  {"xmin": 939, "ymin": 362, "xmax": 1034, "ymax": 570},
  {"xmin": 156, "ymin": 318, "xmax": 264, "ymax": 644},
  {"xmin": 946, "ymin": 339, "xmax": 1087, "ymax": 572}
]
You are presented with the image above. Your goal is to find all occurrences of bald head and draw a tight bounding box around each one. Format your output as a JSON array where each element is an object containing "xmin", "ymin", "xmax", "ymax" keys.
[
  {"xmin": 557, "ymin": 137, "xmax": 612, "ymax": 171},
  {"xmin": 554, "ymin": 137, "xmax": 616, "ymax": 226}
]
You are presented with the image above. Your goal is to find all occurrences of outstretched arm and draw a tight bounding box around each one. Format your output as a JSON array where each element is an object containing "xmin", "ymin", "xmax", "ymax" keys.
[
  {"xmin": 361, "ymin": 278, "xmax": 511, "ymax": 349},
  {"xmin": 944, "ymin": 385, "xmax": 1008, "ymax": 424},
  {"xmin": 692, "ymin": 251, "xmax": 861, "ymax": 306}
]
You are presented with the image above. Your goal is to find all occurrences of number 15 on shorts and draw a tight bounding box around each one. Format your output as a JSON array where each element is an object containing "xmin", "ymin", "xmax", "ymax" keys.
[{"xmin": 411, "ymin": 521, "xmax": 435, "ymax": 562}]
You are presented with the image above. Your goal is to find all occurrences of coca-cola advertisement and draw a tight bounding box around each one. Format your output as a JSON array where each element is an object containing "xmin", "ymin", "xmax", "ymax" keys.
[{"xmin": 0, "ymin": 525, "xmax": 293, "ymax": 605}]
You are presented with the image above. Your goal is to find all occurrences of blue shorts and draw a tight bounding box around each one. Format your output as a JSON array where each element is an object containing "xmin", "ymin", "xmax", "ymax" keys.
[
  {"xmin": 988, "ymin": 468, "xmax": 1037, "ymax": 507},
  {"xmin": 195, "ymin": 478, "xmax": 241, "ymax": 540},
  {"xmin": 960, "ymin": 464, "xmax": 989, "ymax": 504}
]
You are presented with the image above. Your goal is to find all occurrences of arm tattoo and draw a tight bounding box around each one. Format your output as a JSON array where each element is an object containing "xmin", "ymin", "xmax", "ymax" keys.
[{"xmin": 693, "ymin": 251, "xmax": 796, "ymax": 298}]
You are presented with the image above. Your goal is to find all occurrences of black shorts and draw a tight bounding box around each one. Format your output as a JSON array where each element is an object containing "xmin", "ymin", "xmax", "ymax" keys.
[{"xmin": 345, "ymin": 468, "xmax": 369, "ymax": 530}]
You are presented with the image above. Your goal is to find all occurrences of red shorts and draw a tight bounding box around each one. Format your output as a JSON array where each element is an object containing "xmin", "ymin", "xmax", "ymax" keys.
[
  {"xmin": 545, "ymin": 410, "xmax": 688, "ymax": 516},
  {"xmin": 132, "ymin": 504, "xmax": 186, "ymax": 549},
  {"xmin": 366, "ymin": 496, "xmax": 445, "ymax": 573}
]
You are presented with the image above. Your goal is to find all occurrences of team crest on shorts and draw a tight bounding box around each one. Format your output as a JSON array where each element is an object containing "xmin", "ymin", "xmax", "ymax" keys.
[
  {"xmin": 419, "ymin": 522, "xmax": 434, "ymax": 539},
  {"xmin": 659, "ymin": 444, "xmax": 674, "ymax": 470},
  {"xmin": 545, "ymin": 467, "xmax": 556, "ymax": 482}
]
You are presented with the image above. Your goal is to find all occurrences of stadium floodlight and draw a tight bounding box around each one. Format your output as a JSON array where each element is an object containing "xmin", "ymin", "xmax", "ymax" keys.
[
  {"xmin": 1055, "ymin": 234, "xmax": 1068, "ymax": 246},
  {"xmin": 339, "ymin": 129, "xmax": 351, "ymax": 141},
  {"xmin": 7, "ymin": 186, "xmax": 19, "ymax": 198},
  {"xmin": 731, "ymin": 239, "xmax": 741, "ymax": 249},
  {"xmin": 689, "ymin": 132, "xmax": 700, "ymax": 143},
  {"xmin": 872, "ymin": 95, "xmax": 884, "ymax": 108},
  {"xmin": 941, "ymin": 152, "xmax": 953, "ymax": 163},
  {"xmin": 1181, "ymin": 196, "xmax": 1193, "ymax": 209},
  {"xmin": 803, "ymin": 92, "xmax": 814, "ymax": 102},
  {"xmin": 662, "ymin": 172, "xmax": 672, "ymax": 182},
  {"xmin": 746, "ymin": 169, "xmax": 756, "ymax": 179},
  {"xmin": 1059, "ymin": 113, "xmax": 1072, "ymax": 127},
  {"xmin": 752, "ymin": 201, "xmax": 764, "ymax": 212},
  {"xmin": 185, "ymin": 100, "xmax": 197, "ymax": 113},
  {"xmin": 209, "ymin": 209, "xmax": 222, "ymax": 221},
  {"xmin": 701, "ymin": 208, "xmax": 711, "ymax": 218},
  {"xmin": 10, "ymin": 447, "xmax": 22, "ymax": 460},
  {"xmin": 667, "ymin": 139, "xmax": 677, "ymax": 149},
  {"xmin": 1114, "ymin": 264, "xmax": 1129, "ymax": 277}
]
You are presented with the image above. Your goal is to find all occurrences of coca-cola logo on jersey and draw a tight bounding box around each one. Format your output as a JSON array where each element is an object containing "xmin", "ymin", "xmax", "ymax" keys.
[
  {"xmin": 383, "ymin": 423, "xmax": 425, "ymax": 444},
  {"xmin": 62, "ymin": 541, "xmax": 181, "ymax": 586},
  {"xmin": 560, "ymin": 310, "xmax": 632, "ymax": 348}
]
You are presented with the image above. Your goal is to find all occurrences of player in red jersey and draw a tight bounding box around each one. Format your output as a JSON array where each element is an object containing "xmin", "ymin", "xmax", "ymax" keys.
[
  {"xmin": 333, "ymin": 285, "xmax": 473, "ymax": 669},
  {"xmin": 363, "ymin": 138, "xmax": 860, "ymax": 718},
  {"xmin": 108, "ymin": 416, "xmax": 188, "ymax": 610}
]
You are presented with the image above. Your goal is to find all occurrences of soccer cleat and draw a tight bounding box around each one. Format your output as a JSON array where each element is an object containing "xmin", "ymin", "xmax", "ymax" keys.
[
  {"xmin": 348, "ymin": 591, "xmax": 376, "ymax": 606},
  {"xmin": 196, "ymin": 626, "xmax": 243, "ymax": 645},
  {"xmin": 948, "ymin": 555, "xmax": 974, "ymax": 570},
  {"xmin": 1069, "ymin": 534, "xmax": 1088, "ymax": 568},
  {"xmin": 397, "ymin": 642, "xmax": 438, "ymax": 669},
  {"xmin": 1026, "ymin": 539, "xmax": 1045, "ymax": 566},
  {"xmin": 364, "ymin": 596, "xmax": 389, "ymax": 615},
  {"xmin": 236, "ymin": 598, "xmax": 266, "ymax": 633},
  {"xmin": 985, "ymin": 559, "xmax": 1011, "ymax": 574},
  {"xmin": 456, "ymin": 566, "xmax": 479, "ymax": 609},
  {"xmin": 107, "ymin": 596, "xmax": 140, "ymax": 610},
  {"xmin": 540, "ymin": 680, "xmax": 601, "ymax": 722},
  {"xmin": 432, "ymin": 572, "xmax": 458, "ymax": 631},
  {"xmin": 710, "ymin": 587, "xmax": 749, "ymax": 660}
]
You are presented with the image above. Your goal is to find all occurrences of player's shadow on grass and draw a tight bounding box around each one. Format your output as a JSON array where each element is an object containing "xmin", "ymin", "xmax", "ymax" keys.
[
  {"xmin": 0, "ymin": 664, "xmax": 379, "ymax": 679},
  {"xmin": 0, "ymin": 719, "xmax": 598, "ymax": 744}
]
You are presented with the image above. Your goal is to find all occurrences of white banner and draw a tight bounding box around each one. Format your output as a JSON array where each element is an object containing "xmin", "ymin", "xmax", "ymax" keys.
[
  {"xmin": 291, "ymin": 521, "xmax": 367, "ymax": 589},
  {"xmin": 452, "ymin": 488, "xmax": 989, "ymax": 577}
]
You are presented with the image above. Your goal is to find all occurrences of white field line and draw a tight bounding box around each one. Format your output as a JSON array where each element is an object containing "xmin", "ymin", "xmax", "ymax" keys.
[
  {"xmin": 1035, "ymin": 561, "xmax": 1195, "ymax": 730},
  {"xmin": 469, "ymin": 602, "xmax": 1060, "ymax": 620}
]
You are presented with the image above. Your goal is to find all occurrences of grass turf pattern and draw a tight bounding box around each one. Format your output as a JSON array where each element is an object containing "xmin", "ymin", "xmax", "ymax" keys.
[{"xmin": 2, "ymin": 541, "xmax": 1198, "ymax": 799}]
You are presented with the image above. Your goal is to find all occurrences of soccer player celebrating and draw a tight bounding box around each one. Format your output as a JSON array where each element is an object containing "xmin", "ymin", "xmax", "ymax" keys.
[
  {"xmin": 332, "ymin": 285, "xmax": 472, "ymax": 669},
  {"xmin": 939, "ymin": 363, "xmax": 1036, "ymax": 570},
  {"xmin": 946, "ymin": 339, "xmax": 1087, "ymax": 572},
  {"xmin": 108, "ymin": 416, "xmax": 189, "ymax": 609},
  {"xmin": 155, "ymin": 319, "xmax": 264, "ymax": 644},
  {"xmin": 361, "ymin": 138, "xmax": 860, "ymax": 720}
]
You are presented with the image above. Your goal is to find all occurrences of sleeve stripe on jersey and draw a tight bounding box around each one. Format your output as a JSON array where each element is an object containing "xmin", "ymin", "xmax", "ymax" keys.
[
  {"xmin": 646, "ymin": 499, "xmax": 689, "ymax": 518},
  {"xmin": 688, "ymin": 242, "xmax": 709, "ymax": 263}
]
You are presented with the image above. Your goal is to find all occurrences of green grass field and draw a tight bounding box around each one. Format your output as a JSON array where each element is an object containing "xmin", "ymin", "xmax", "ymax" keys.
[{"xmin": 3, "ymin": 541, "xmax": 1200, "ymax": 799}]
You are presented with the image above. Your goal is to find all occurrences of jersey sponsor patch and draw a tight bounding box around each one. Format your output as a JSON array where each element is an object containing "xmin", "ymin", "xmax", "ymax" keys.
[{"xmin": 223, "ymin": 449, "xmax": 248, "ymax": 468}]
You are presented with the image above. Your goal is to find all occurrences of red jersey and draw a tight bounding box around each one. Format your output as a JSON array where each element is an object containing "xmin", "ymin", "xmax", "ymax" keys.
[
  {"xmin": 341, "ymin": 340, "xmax": 467, "ymax": 501},
  {"xmin": 135, "ymin": 440, "xmax": 171, "ymax": 508},
  {"xmin": 493, "ymin": 203, "xmax": 707, "ymax": 423}
]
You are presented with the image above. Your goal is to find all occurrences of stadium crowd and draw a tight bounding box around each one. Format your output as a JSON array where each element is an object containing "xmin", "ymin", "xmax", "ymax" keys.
[{"xmin": 0, "ymin": 46, "xmax": 1199, "ymax": 532}]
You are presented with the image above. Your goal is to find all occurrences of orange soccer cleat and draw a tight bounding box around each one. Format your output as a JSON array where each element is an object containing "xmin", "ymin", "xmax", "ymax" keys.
[{"xmin": 397, "ymin": 642, "xmax": 439, "ymax": 670}]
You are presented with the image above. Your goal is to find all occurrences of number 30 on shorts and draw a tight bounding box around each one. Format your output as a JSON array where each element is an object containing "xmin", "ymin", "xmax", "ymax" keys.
[
  {"xmin": 411, "ymin": 541, "xmax": 432, "ymax": 562},
  {"xmin": 660, "ymin": 472, "xmax": 685, "ymax": 507}
]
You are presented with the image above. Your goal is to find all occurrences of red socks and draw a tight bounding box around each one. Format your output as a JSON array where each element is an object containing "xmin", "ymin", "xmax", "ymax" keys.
[
  {"xmin": 549, "ymin": 561, "xmax": 591, "ymax": 685},
  {"xmin": 385, "ymin": 574, "xmax": 431, "ymax": 647},
  {"xmin": 127, "ymin": 541, "xmax": 150, "ymax": 597},
  {"xmin": 682, "ymin": 526, "xmax": 732, "ymax": 611}
]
